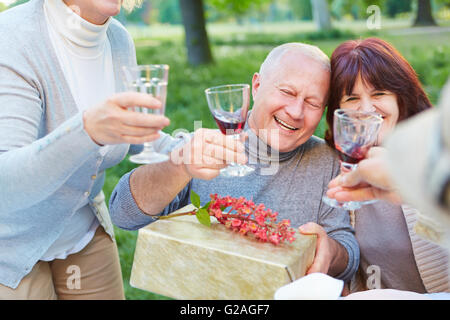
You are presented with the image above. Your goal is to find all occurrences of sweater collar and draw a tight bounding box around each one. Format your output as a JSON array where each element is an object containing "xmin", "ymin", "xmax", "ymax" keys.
[
  {"xmin": 44, "ymin": 0, "xmax": 111, "ymax": 57},
  {"xmin": 245, "ymin": 112, "xmax": 304, "ymax": 164}
]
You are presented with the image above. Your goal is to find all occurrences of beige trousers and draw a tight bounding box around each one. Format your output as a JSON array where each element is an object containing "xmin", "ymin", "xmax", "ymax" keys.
[{"xmin": 0, "ymin": 227, "xmax": 125, "ymax": 300}]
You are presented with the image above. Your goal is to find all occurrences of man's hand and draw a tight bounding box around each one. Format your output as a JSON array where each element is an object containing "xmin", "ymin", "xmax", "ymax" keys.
[
  {"xmin": 171, "ymin": 128, "xmax": 248, "ymax": 181},
  {"xmin": 298, "ymin": 222, "xmax": 348, "ymax": 276},
  {"xmin": 326, "ymin": 147, "xmax": 403, "ymax": 204}
]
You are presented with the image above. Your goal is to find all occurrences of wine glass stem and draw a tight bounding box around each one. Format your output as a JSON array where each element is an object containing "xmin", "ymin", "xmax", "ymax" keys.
[{"xmin": 143, "ymin": 141, "xmax": 155, "ymax": 152}]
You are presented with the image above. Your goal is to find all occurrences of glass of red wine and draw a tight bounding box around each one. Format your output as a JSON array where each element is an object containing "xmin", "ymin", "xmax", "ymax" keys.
[
  {"xmin": 205, "ymin": 84, "xmax": 254, "ymax": 177},
  {"xmin": 323, "ymin": 109, "xmax": 383, "ymax": 210}
]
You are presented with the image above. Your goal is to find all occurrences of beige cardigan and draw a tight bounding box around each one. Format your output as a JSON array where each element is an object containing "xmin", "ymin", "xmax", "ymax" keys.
[{"xmin": 350, "ymin": 205, "xmax": 450, "ymax": 293}]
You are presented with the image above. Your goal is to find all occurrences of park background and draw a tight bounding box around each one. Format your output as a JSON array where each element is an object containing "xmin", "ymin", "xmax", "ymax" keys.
[{"xmin": 1, "ymin": 0, "xmax": 450, "ymax": 299}]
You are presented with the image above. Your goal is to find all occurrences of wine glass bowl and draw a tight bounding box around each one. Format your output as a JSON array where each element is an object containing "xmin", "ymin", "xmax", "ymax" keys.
[
  {"xmin": 123, "ymin": 64, "xmax": 169, "ymax": 164},
  {"xmin": 333, "ymin": 109, "xmax": 383, "ymax": 169},
  {"xmin": 205, "ymin": 84, "xmax": 254, "ymax": 177},
  {"xmin": 323, "ymin": 109, "xmax": 383, "ymax": 210}
]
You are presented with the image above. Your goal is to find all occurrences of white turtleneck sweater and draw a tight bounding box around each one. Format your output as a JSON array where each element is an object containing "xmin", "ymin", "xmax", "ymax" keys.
[{"xmin": 40, "ymin": 0, "xmax": 115, "ymax": 261}]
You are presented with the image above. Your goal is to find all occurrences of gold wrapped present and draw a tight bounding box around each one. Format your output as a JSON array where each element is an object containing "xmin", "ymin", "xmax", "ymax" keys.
[{"xmin": 130, "ymin": 205, "xmax": 317, "ymax": 300}]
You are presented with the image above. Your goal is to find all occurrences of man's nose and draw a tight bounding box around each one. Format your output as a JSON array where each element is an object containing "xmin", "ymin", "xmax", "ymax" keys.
[{"xmin": 285, "ymin": 99, "xmax": 304, "ymax": 120}]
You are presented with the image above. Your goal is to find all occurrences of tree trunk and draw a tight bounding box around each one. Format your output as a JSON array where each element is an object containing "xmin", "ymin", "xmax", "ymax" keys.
[
  {"xmin": 414, "ymin": 0, "xmax": 437, "ymax": 26},
  {"xmin": 311, "ymin": 0, "xmax": 332, "ymax": 31},
  {"xmin": 179, "ymin": 0, "xmax": 213, "ymax": 66},
  {"xmin": 140, "ymin": 0, "xmax": 152, "ymax": 25}
]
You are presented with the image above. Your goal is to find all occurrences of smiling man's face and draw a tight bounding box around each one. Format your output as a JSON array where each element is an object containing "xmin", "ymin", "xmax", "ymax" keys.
[{"xmin": 248, "ymin": 51, "xmax": 330, "ymax": 152}]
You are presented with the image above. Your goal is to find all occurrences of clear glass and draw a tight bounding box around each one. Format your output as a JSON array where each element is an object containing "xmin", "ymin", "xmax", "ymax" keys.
[
  {"xmin": 322, "ymin": 109, "xmax": 383, "ymax": 210},
  {"xmin": 205, "ymin": 84, "xmax": 254, "ymax": 177},
  {"xmin": 123, "ymin": 64, "xmax": 169, "ymax": 164}
]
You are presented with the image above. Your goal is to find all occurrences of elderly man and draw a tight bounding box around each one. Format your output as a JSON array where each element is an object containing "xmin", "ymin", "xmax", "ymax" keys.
[{"xmin": 109, "ymin": 43, "xmax": 359, "ymax": 282}]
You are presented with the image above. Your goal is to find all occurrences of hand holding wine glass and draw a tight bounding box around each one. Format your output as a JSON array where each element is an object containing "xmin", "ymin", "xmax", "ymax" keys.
[
  {"xmin": 170, "ymin": 128, "xmax": 248, "ymax": 181},
  {"xmin": 322, "ymin": 109, "xmax": 383, "ymax": 210},
  {"xmin": 83, "ymin": 91, "xmax": 169, "ymax": 146},
  {"xmin": 326, "ymin": 146, "xmax": 403, "ymax": 204},
  {"xmin": 123, "ymin": 64, "xmax": 170, "ymax": 164},
  {"xmin": 205, "ymin": 84, "xmax": 254, "ymax": 177}
]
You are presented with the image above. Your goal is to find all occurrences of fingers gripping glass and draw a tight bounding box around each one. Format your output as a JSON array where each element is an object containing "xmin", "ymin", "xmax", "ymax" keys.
[
  {"xmin": 322, "ymin": 109, "xmax": 383, "ymax": 210},
  {"xmin": 205, "ymin": 84, "xmax": 254, "ymax": 177},
  {"xmin": 123, "ymin": 64, "xmax": 169, "ymax": 164}
]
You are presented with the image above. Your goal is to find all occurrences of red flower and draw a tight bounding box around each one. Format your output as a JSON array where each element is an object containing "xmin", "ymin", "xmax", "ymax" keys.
[
  {"xmin": 249, "ymin": 222, "xmax": 258, "ymax": 233},
  {"xmin": 194, "ymin": 194, "xmax": 296, "ymax": 245},
  {"xmin": 257, "ymin": 228, "xmax": 268, "ymax": 241},
  {"xmin": 231, "ymin": 218, "xmax": 242, "ymax": 228},
  {"xmin": 269, "ymin": 234, "xmax": 280, "ymax": 245},
  {"xmin": 255, "ymin": 214, "xmax": 266, "ymax": 226}
]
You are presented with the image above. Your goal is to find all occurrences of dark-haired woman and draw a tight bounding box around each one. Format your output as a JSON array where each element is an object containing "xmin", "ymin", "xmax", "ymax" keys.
[{"xmin": 325, "ymin": 38, "xmax": 450, "ymax": 296}]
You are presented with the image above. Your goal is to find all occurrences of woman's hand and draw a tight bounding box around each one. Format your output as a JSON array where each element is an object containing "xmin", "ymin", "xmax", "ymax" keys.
[
  {"xmin": 83, "ymin": 92, "xmax": 170, "ymax": 146},
  {"xmin": 326, "ymin": 147, "xmax": 403, "ymax": 204}
]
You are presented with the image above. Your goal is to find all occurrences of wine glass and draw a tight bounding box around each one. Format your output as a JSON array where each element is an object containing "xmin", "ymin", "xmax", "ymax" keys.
[
  {"xmin": 123, "ymin": 64, "xmax": 169, "ymax": 164},
  {"xmin": 205, "ymin": 84, "xmax": 254, "ymax": 177},
  {"xmin": 322, "ymin": 109, "xmax": 383, "ymax": 210}
]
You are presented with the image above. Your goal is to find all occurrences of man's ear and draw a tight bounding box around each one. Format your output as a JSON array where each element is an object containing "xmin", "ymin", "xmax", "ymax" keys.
[{"xmin": 252, "ymin": 72, "xmax": 260, "ymax": 101}]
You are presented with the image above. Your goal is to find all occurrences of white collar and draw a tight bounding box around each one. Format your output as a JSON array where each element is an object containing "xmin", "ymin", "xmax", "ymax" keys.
[{"xmin": 44, "ymin": 0, "xmax": 111, "ymax": 57}]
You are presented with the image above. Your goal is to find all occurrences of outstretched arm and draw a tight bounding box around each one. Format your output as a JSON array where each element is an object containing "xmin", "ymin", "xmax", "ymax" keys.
[{"xmin": 109, "ymin": 128, "xmax": 247, "ymax": 229}]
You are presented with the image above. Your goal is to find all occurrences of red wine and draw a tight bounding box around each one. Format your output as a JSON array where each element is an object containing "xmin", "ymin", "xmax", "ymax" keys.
[
  {"xmin": 213, "ymin": 113, "xmax": 245, "ymax": 135},
  {"xmin": 335, "ymin": 143, "xmax": 369, "ymax": 164},
  {"xmin": 336, "ymin": 149, "xmax": 364, "ymax": 164}
]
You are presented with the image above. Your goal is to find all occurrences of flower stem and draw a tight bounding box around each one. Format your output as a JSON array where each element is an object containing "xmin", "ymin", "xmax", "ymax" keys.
[{"xmin": 156, "ymin": 210, "xmax": 197, "ymax": 220}]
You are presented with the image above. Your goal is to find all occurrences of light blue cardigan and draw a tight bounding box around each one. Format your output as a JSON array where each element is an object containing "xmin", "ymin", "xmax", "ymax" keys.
[{"xmin": 0, "ymin": 0, "xmax": 135, "ymax": 289}]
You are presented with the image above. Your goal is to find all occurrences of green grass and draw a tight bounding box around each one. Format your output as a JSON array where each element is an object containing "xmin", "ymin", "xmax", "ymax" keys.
[{"xmin": 105, "ymin": 22, "xmax": 450, "ymax": 299}]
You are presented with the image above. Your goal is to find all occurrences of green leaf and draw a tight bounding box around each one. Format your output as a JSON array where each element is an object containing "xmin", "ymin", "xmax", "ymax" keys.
[
  {"xmin": 190, "ymin": 190, "xmax": 201, "ymax": 208},
  {"xmin": 202, "ymin": 201, "xmax": 211, "ymax": 210},
  {"xmin": 196, "ymin": 208, "xmax": 211, "ymax": 227}
]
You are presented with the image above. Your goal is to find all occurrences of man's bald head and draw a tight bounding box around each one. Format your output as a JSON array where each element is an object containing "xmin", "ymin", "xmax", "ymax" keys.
[{"xmin": 258, "ymin": 42, "xmax": 330, "ymax": 81}]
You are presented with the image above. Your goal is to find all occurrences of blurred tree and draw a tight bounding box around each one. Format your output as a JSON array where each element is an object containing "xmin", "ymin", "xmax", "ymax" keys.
[
  {"xmin": 179, "ymin": 0, "xmax": 213, "ymax": 66},
  {"xmin": 0, "ymin": 2, "xmax": 7, "ymax": 12},
  {"xmin": 140, "ymin": 0, "xmax": 152, "ymax": 24},
  {"xmin": 436, "ymin": 0, "xmax": 450, "ymax": 8},
  {"xmin": 179, "ymin": 0, "xmax": 271, "ymax": 65},
  {"xmin": 289, "ymin": 0, "xmax": 313, "ymax": 20},
  {"xmin": 414, "ymin": 0, "xmax": 437, "ymax": 25},
  {"xmin": 330, "ymin": 0, "xmax": 384, "ymax": 20},
  {"xmin": 312, "ymin": 0, "xmax": 332, "ymax": 30},
  {"xmin": 159, "ymin": 0, "xmax": 182, "ymax": 24},
  {"xmin": 385, "ymin": 0, "xmax": 412, "ymax": 18},
  {"xmin": 208, "ymin": 0, "xmax": 270, "ymax": 16}
]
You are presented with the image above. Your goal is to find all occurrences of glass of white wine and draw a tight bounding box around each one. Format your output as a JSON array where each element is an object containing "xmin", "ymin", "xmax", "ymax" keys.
[{"xmin": 123, "ymin": 64, "xmax": 169, "ymax": 164}]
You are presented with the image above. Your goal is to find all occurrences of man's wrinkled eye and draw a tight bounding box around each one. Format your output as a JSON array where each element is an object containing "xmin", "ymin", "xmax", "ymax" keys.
[
  {"xmin": 307, "ymin": 101, "xmax": 321, "ymax": 109},
  {"xmin": 280, "ymin": 89, "xmax": 294, "ymax": 96}
]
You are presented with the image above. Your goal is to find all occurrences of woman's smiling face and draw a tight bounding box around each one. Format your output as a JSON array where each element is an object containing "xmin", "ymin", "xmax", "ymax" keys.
[{"xmin": 339, "ymin": 75, "xmax": 399, "ymax": 144}]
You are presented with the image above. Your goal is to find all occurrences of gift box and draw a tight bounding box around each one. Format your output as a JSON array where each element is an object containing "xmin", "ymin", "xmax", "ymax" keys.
[{"xmin": 130, "ymin": 205, "xmax": 317, "ymax": 300}]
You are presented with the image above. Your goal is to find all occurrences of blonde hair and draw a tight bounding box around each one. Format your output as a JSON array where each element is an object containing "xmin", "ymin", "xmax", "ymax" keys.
[{"xmin": 122, "ymin": 0, "xmax": 143, "ymax": 12}]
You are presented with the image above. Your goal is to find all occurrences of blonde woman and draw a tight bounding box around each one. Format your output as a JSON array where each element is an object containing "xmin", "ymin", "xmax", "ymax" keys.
[{"xmin": 0, "ymin": 0, "xmax": 169, "ymax": 299}]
